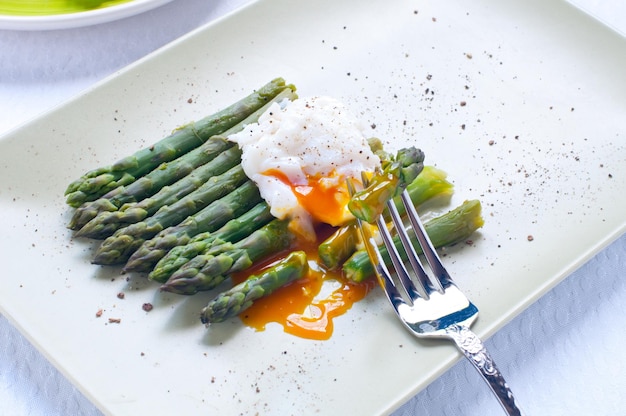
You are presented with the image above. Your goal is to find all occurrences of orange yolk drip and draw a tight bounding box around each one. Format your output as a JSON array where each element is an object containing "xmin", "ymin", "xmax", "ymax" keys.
[
  {"xmin": 228, "ymin": 170, "xmax": 375, "ymax": 340},
  {"xmin": 263, "ymin": 168, "xmax": 349, "ymax": 226},
  {"xmin": 231, "ymin": 226, "xmax": 377, "ymax": 341}
]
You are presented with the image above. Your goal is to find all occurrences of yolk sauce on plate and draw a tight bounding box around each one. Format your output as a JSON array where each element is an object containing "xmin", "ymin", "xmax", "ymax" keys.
[
  {"xmin": 228, "ymin": 167, "xmax": 376, "ymax": 340},
  {"xmin": 231, "ymin": 224, "xmax": 377, "ymax": 341}
]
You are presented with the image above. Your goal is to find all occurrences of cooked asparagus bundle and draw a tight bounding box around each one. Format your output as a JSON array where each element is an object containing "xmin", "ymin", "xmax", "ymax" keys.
[
  {"xmin": 148, "ymin": 202, "xmax": 274, "ymax": 283},
  {"xmin": 123, "ymin": 181, "xmax": 262, "ymax": 272},
  {"xmin": 343, "ymin": 199, "xmax": 484, "ymax": 282},
  {"xmin": 160, "ymin": 219, "xmax": 296, "ymax": 295},
  {"xmin": 65, "ymin": 78, "xmax": 292, "ymax": 207},
  {"xmin": 74, "ymin": 145, "xmax": 242, "ymax": 238},
  {"xmin": 92, "ymin": 176, "xmax": 258, "ymax": 265},
  {"xmin": 69, "ymin": 86, "xmax": 296, "ymax": 231},
  {"xmin": 122, "ymin": 180, "xmax": 264, "ymax": 273},
  {"xmin": 200, "ymin": 251, "xmax": 308, "ymax": 324},
  {"xmin": 68, "ymin": 137, "xmax": 234, "ymax": 231}
]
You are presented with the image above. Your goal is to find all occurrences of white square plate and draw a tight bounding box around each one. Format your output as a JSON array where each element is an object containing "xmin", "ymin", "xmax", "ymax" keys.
[{"xmin": 1, "ymin": 0, "xmax": 625, "ymax": 414}]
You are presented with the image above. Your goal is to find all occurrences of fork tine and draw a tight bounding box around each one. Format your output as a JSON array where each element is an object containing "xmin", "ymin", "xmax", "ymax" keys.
[
  {"xmin": 400, "ymin": 190, "xmax": 451, "ymax": 290},
  {"xmin": 384, "ymin": 197, "xmax": 431, "ymax": 300},
  {"xmin": 375, "ymin": 208, "xmax": 423, "ymax": 302},
  {"xmin": 356, "ymin": 171, "xmax": 417, "ymax": 302},
  {"xmin": 346, "ymin": 178, "xmax": 404, "ymax": 308},
  {"xmin": 368, "ymin": 215, "xmax": 407, "ymax": 308}
]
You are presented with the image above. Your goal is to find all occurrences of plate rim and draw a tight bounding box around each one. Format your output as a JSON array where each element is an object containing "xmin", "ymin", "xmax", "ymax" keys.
[{"xmin": 1, "ymin": 0, "xmax": 626, "ymax": 414}]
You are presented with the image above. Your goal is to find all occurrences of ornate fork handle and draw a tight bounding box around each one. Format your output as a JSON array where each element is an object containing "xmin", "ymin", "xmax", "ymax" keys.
[{"xmin": 445, "ymin": 325, "xmax": 524, "ymax": 416}]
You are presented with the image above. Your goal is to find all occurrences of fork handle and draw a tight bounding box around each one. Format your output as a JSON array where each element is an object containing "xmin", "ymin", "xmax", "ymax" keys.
[{"xmin": 446, "ymin": 324, "xmax": 525, "ymax": 416}]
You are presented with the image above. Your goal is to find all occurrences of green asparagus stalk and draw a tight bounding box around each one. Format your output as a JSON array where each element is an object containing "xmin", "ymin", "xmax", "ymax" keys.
[
  {"xmin": 122, "ymin": 180, "xmax": 263, "ymax": 273},
  {"xmin": 148, "ymin": 202, "xmax": 274, "ymax": 283},
  {"xmin": 69, "ymin": 87, "xmax": 297, "ymax": 231},
  {"xmin": 92, "ymin": 172, "xmax": 256, "ymax": 265},
  {"xmin": 343, "ymin": 199, "xmax": 484, "ymax": 282},
  {"xmin": 65, "ymin": 78, "xmax": 292, "ymax": 207},
  {"xmin": 348, "ymin": 146, "xmax": 425, "ymax": 223},
  {"xmin": 366, "ymin": 137, "xmax": 385, "ymax": 157},
  {"xmin": 74, "ymin": 145, "xmax": 242, "ymax": 238},
  {"xmin": 318, "ymin": 223, "xmax": 359, "ymax": 270},
  {"xmin": 391, "ymin": 165, "xmax": 454, "ymax": 216},
  {"xmin": 318, "ymin": 165, "xmax": 453, "ymax": 269},
  {"xmin": 160, "ymin": 219, "xmax": 296, "ymax": 295},
  {"xmin": 68, "ymin": 137, "xmax": 234, "ymax": 230},
  {"xmin": 200, "ymin": 251, "xmax": 308, "ymax": 324}
]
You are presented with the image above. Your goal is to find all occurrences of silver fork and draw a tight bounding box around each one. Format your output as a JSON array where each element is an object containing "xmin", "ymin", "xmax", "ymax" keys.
[{"xmin": 349, "ymin": 181, "xmax": 524, "ymax": 416}]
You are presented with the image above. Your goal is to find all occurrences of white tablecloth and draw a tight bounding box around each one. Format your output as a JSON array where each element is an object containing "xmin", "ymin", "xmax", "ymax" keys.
[{"xmin": 1, "ymin": 1, "xmax": 624, "ymax": 415}]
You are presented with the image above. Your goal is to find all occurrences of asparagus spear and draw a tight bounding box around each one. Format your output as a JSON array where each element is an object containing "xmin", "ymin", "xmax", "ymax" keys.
[
  {"xmin": 391, "ymin": 165, "xmax": 454, "ymax": 216},
  {"xmin": 123, "ymin": 180, "xmax": 263, "ymax": 273},
  {"xmin": 74, "ymin": 145, "xmax": 242, "ymax": 238},
  {"xmin": 160, "ymin": 219, "xmax": 296, "ymax": 295},
  {"xmin": 69, "ymin": 136, "xmax": 233, "ymax": 229},
  {"xmin": 348, "ymin": 146, "xmax": 425, "ymax": 223},
  {"xmin": 318, "ymin": 223, "xmax": 359, "ymax": 271},
  {"xmin": 92, "ymin": 173, "xmax": 256, "ymax": 265},
  {"xmin": 343, "ymin": 199, "xmax": 484, "ymax": 282},
  {"xmin": 69, "ymin": 87, "xmax": 297, "ymax": 231},
  {"xmin": 148, "ymin": 202, "xmax": 274, "ymax": 283},
  {"xmin": 318, "ymin": 165, "xmax": 453, "ymax": 269},
  {"xmin": 65, "ymin": 78, "xmax": 292, "ymax": 207},
  {"xmin": 200, "ymin": 251, "xmax": 308, "ymax": 324}
]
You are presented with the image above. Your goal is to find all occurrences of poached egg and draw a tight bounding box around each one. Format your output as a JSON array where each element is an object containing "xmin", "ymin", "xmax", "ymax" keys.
[{"xmin": 228, "ymin": 96, "xmax": 380, "ymax": 240}]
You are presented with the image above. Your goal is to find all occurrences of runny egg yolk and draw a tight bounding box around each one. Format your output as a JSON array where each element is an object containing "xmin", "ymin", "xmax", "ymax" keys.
[
  {"xmin": 229, "ymin": 171, "xmax": 370, "ymax": 340},
  {"xmin": 231, "ymin": 231, "xmax": 377, "ymax": 341},
  {"xmin": 238, "ymin": 265, "xmax": 376, "ymax": 341},
  {"xmin": 263, "ymin": 168, "xmax": 352, "ymax": 227}
]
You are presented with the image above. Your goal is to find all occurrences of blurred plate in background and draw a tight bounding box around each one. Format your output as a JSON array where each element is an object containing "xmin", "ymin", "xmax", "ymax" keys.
[{"xmin": 0, "ymin": 0, "xmax": 174, "ymax": 30}]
